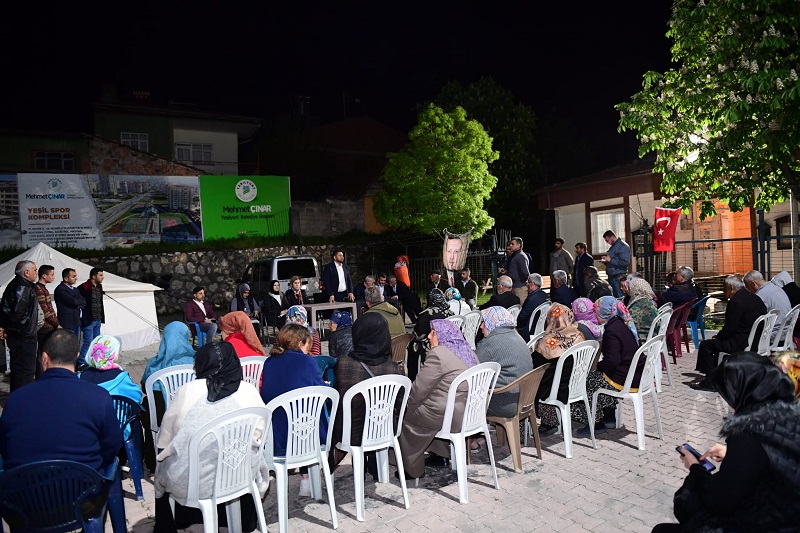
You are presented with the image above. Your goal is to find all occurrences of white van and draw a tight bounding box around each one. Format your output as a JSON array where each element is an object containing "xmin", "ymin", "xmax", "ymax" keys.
[{"xmin": 239, "ymin": 255, "xmax": 322, "ymax": 302}]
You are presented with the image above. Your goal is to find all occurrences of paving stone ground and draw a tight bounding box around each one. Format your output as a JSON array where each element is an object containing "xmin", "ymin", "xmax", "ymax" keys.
[{"xmin": 1, "ymin": 335, "xmax": 727, "ymax": 532}]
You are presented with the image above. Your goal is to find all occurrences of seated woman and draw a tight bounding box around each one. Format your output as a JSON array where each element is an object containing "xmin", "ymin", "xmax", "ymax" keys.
[
  {"xmin": 327, "ymin": 310, "xmax": 354, "ymax": 359},
  {"xmin": 407, "ymin": 289, "xmax": 454, "ymax": 382},
  {"xmin": 330, "ymin": 313, "xmax": 403, "ymax": 474},
  {"xmin": 445, "ymin": 287, "xmax": 470, "ymax": 315},
  {"xmin": 229, "ymin": 283, "xmax": 261, "ymax": 324},
  {"xmin": 626, "ymin": 278, "xmax": 658, "ymax": 342},
  {"xmin": 476, "ymin": 306, "xmax": 532, "ymax": 418},
  {"xmin": 140, "ymin": 322, "xmax": 196, "ymax": 471},
  {"xmin": 652, "ymin": 353, "xmax": 800, "ymax": 533},
  {"xmin": 260, "ymin": 323, "xmax": 327, "ymax": 497},
  {"xmin": 284, "ymin": 275, "xmax": 308, "ymax": 307},
  {"xmin": 398, "ymin": 319, "xmax": 468, "ymax": 479},
  {"xmin": 154, "ymin": 342, "xmax": 268, "ymax": 533},
  {"xmin": 220, "ymin": 311, "xmax": 266, "ymax": 359},
  {"xmin": 263, "ymin": 279, "xmax": 288, "ymax": 331},
  {"xmin": 80, "ymin": 335, "xmax": 143, "ymax": 440},
  {"xmin": 571, "ymin": 297, "xmax": 604, "ymax": 341}
]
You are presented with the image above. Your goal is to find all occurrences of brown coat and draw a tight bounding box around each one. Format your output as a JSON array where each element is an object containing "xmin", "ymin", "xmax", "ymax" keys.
[{"xmin": 400, "ymin": 345, "xmax": 468, "ymax": 477}]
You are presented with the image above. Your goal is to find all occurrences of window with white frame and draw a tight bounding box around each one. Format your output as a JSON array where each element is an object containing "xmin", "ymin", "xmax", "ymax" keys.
[
  {"xmin": 120, "ymin": 132, "xmax": 149, "ymax": 151},
  {"xmin": 591, "ymin": 208, "xmax": 625, "ymax": 254},
  {"xmin": 175, "ymin": 143, "xmax": 213, "ymax": 163},
  {"xmin": 33, "ymin": 151, "xmax": 75, "ymax": 171}
]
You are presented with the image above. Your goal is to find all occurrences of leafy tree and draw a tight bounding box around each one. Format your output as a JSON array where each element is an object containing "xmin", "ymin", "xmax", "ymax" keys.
[
  {"xmin": 373, "ymin": 103, "xmax": 498, "ymax": 236},
  {"xmin": 617, "ymin": 0, "xmax": 800, "ymax": 218},
  {"xmin": 435, "ymin": 77, "xmax": 540, "ymax": 229}
]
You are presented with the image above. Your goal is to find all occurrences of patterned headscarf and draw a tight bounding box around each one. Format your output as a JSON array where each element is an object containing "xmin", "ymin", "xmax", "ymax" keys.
[
  {"xmin": 431, "ymin": 319, "xmax": 477, "ymax": 367},
  {"xmin": 329, "ymin": 310, "xmax": 353, "ymax": 329},
  {"xmin": 626, "ymin": 278, "xmax": 656, "ymax": 308},
  {"xmin": 594, "ymin": 295, "xmax": 638, "ymax": 341},
  {"xmin": 87, "ymin": 335, "xmax": 122, "ymax": 371},
  {"xmin": 571, "ymin": 298, "xmax": 603, "ymax": 339},
  {"xmin": 480, "ymin": 306, "xmax": 516, "ymax": 334},
  {"xmin": 444, "ymin": 287, "xmax": 462, "ymax": 301},
  {"xmin": 286, "ymin": 305, "xmax": 316, "ymax": 334},
  {"xmin": 220, "ymin": 310, "xmax": 265, "ymax": 355},
  {"xmin": 535, "ymin": 304, "xmax": 584, "ymax": 360},
  {"xmin": 426, "ymin": 289, "xmax": 452, "ymax": 315}
]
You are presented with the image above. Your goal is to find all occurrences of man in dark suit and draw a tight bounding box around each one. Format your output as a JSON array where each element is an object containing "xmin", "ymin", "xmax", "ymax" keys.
[
  {"xmin": 53, "ymin": 268, "xmax": 86, "ymax": 339},
  {"xmin": 691, "ymin": 274, "xmax": 767, "ymax": 391},
  {"xmin": 551, "ymin": 270, "xmax": 579, "ymax": 308},
  {"xmin": 389, "ymin": 275, "xmax": 421, "ymax": 323},
  {"xmin": 322, "ymin": 248, "xmax": 355, "ymax": 303},
  {"xmin": 479, "ymin": 275, "xmax": 520, "ymax": 310},
  {"xmin": 425, "ymin": 269, "xmax": 450, "ymax": 294},
  {"xmin": 183, "ymin": 286, "xmax": 218, "ymax": 341},
  {"xmin": 516, "ymin": 273, "xmax": 550, "ymax": 342},
  {"xmin": 572, "ymin": 242, "xmax": 594, "ymax": 296}
]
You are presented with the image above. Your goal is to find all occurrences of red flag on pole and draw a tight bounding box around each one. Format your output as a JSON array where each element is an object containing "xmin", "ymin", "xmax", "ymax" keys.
[{"xmin": 653, "ymin": 207, "xmax": 681, "ymax": 252}]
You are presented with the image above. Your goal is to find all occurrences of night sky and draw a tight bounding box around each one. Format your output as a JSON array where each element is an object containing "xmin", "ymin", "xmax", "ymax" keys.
[{"xmin": 2, "ymin": 2, "xmax": 674, "ymax": 171}]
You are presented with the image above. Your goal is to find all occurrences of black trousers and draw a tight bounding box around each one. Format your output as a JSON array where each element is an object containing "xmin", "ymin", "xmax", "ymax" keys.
[{"xmin": 7, "ymin": 334, "xmax": 37, "ymax": 392}]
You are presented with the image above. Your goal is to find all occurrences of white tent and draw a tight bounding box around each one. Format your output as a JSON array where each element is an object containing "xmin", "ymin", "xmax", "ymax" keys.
[{"xmin": 0, "ymin": 243, "xmax": 161, "ymax": 349}]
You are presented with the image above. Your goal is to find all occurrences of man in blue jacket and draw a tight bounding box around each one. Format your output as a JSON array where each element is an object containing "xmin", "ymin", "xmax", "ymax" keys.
[
  {"xmin": 0, "ymin": 329, "xmax": 122, "ymax": 472},
  {"xmin": 600, "ymin": 230, "xmax": 631, "ymax": 298},
  {"xmin": 54, "ymin": 267, "xmax": 86, "ymax": 340},
  {"xmin": 322, "ymin": 249, "xmax": 355, "ymax": 303}
]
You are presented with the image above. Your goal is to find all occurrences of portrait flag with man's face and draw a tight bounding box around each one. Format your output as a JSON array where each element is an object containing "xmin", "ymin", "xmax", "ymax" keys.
[{"xmin": 442, "ymin": 230, "xmax": 471, "ymax": 286}]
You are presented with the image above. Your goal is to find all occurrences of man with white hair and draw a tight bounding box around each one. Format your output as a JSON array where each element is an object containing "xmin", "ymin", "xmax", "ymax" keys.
[
  {"xmin": 743, "ymin": 269, "xmax": 791, "ymax": 341},
  {"xmin": 662, "ymin": 266, "xmax": 704, "ymax": 313},
  {"xmin": 0, "ymin": 261, "xmax": 41, "ymax": 391},
  {"xmin": 551, "ymin": 270, "xmax": 578, "ymax": 308},
  {"xmin": 479, "ymin": 275, "xmax": 520, "ymax": 310},
  {"xmin": 516, "ymin": 273, "xmax": 549, "ymax": 342}
]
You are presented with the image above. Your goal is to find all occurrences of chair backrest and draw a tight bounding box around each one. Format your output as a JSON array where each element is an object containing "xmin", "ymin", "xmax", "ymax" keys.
[
  {"xmin": 340, "ymin": 375, "xmax": 412, "ymax": 450},
  {"xmin": 529, "ymin": 302, "xmax": 551, "ymax": 337},
  {"xmin": 461, "ymin": 310, "xmax": 483, "ymax": 350},
  {"xmin": 240, "ymin": 356, "xmax": 267, "ymax": 388},
  {"xmin": 439, "ymin": 362, "xmax": 500, "ymax": 437},
  {"xmin": 111, "ymin": 395, "xmax": 141, "ymax": 431},
  {"xmin": 0, "ymin": 459, "xmax": 111, "ymax": 531},
  {"xmin": 502, "ymin": 364, "xmax": 550, "ymax": 420},
  {"xmin": 647, "ymin": 308, "xmax": 673, "ymax": 341},
  {"xmin": 527, "ymin": 331, "xmax": 545, "ymax": 354},
  {"xmin": 748, "ymin": 310, "xmax": 780, "ymax": 355},
  {"xmin": 264, "ymin": 386, "xmax": 340, "ymax": 466},
  {"xmin": 144, "ymin": 364, "xmax": 196, "ymax": 434},
  {"xmin": 772, "ymin": 303, "xmax": 800, "ymax": 351},
  {"xmin": 186, "ymin": 406, "xmax": 271, "ymax": 504},
  {"xmin": 659, "ymin": 301, "xmax": 674, "ymax": 312},
  {"xmin": 507, "ymin": 304, "xmax": 522, "ymax": 322},
  {"xmin": 446, "ymin": 315, "xmax": 465, "ymax": 330},
  {"xmin": 543, "ymin": 340, "xmax": 600, "ymax": 404},
  {"xmin": 619, "ymin": 335, "xmax": 664, "ymax": 395},
  {"xmin": 689, "ymin": 296, "xmax": 711, "ymax": 323},
  {"xmin": 391, "ymin": 333, "xmax": 414, "ymax": 366},
  {"xmin": 666, "ymin": 299, "xmax": 696, "ymax": 334}
]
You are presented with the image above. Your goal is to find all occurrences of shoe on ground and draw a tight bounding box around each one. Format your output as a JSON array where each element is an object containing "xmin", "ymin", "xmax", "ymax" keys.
[
  {"xmin": 395, "ymin": 469, "xmax": 424, "ymax": 481},
  {"xmin": 603, "ymin": 419, "xmax": 617, "ymax": 429},
  {"xmin": 538, "ymin": 424, "xmax": 558, "ymax": 437},
  {"xmin": 298, "ymin": 478, "xmax": 311, "ymax": 497},
  {"xmin": 689, "ymin": 379, "xmax": 716, "ymax": 392},
  {"xmin": 576, "ymin": 423, "xmax": 606, "ymax": 438},
  {"xmin": 424, "ymin": 453, "xmax": 450, "ymax": 468},
  {"xmin": 469, "ymin": 439, "xmax": 481, "ymax": 453}
]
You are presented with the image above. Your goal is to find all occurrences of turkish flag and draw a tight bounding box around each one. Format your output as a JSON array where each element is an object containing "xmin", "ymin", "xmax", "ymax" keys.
[{"xmin": 653, "ymin": 207, "xmax": 681, "ymax": 252}]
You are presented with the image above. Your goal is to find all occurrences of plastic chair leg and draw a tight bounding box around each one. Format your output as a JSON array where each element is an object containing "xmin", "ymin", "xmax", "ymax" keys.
[
  {"xmin": 651, "ymin": 392, "xmax": 664, "ymax": 440},
  {"xmin": 528, "ymin": 415, "xmax": 543, "ymax": 460},
  {"xmin": 631, "ymin": 396, "xmax": 646, "ymax": 451},
  {"xmin": 108, "ymin": 465, "xmax": 127, "ymax": 533},
  {"xmin": 505, "ymin": 419, "xmax": 523, "ymax": 473},
  {"xmin": 451, "ymin": 436, "xmax": 469, "ymax": 503},
  {"xmin": 250, "ymin": 481, "xmax": 269, "ymax": 533},
  {"xmin": 589, "ymin": 392, "xmax": 599, "ymax": 449},
  {"xmin": 274, "ymin": 465, "xmax": 289, "ymax": 533},
  {"xmin": 391, "ymin": 438, "xmax": 411, "ymax": 509},
  {"xmin": 690, "ymin": 322, "xmax": 700, "ymax": 349},
  {"xmin": 557, "ymin": 406, "xmax": 574, "ymax": 459},
  {"xmin": 197, "ymin": 499, "xmax": 217, "ymax": 533},
  {"xmin": 124, "ymin": 439, "xmax": 144, "ymax": 500},
  {"xmin": 308, "ymin": 464, "xmax": 323, "ymax": 501},
  {"xmin": 483, "ymin": 426, "xmax": 500, "ymax": 489},
  {"xmin": 225, "ymin": 499, "xmax": 242, "ymax": 533},
  {"xmin": 320, "ymin": 453, "xmax": 339, "ymax": 529},
  {"xmin": 351, "ymin": 447, "xmax": 366, "ymax": 521},
  {"xmin": 376, "ymin": 449, "xmax": 390, "ymax": 483}
]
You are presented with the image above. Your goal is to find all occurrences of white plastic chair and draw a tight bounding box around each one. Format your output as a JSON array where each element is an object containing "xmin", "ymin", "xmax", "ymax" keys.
[
  {"xmin": 718, "ymin": 310, "xmax": 779, "ymax": 365},
  {"xmin": 526, "ymin": 331, "xmax": 545, "ymax": 354},
  {"xmin": 434, "ymin": 362, "xmax": 500, "ymax": 504},
  {"xmin": 240, "ymin": 356, "xmax": 267, "ymax": 388},
  {"xmin": 446, "ymin": 315, "xmax": 465, "ymax": 330},
  {"xmin": 144, "ymin": 364, "xmax": 196, "ymax": 457},
  {"xmin": 529, "ymin": 302, "xmax": 551, "ymax": 338},
  {"xmin": 460, "ymin": 310, "xmax": 483, "ymax": 350},
  {"xmin": 507, "ymin": 304, "xmax": 522, "ymax": 323},
  {"xmin": 169, "ymin": 406, "xmax": 270, "ymax": 533},
  {"xmin": 589, "ymin": 335, "xmax": 665, "ymax": 451},
  {"xmin": 647, "ymin": 308, "xmax": 673, "ymax": 391},
  {"xmin": 336, "ymin": 375, "xmax": 412, "ymax": 521},
  {"xmin": 539, "ymin": 340, "xmax": 599, "ymax": 459},
  {"xmin": 772, "ymin": 303, "xmax": 800, "ymax": 352},
  {"xmin": 264, "ymin": 386, "xmax": 339, "ymax": 533}
]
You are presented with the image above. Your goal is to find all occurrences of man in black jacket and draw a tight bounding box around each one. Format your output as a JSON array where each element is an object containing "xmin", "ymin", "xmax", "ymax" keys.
[
  {"xmin": 516, "ymin": 273, "xmax": 549, "ymax": 342},
  {"xmin": 0, "ymin": 261, "xmax": 40, "ymax": 391},
  {"xmin": 662, "ymin": 266, "xmax": 705, "ymax": 319},
  {"xmin": 691, "ymin": 275, "xmax": 767, "ymax": 391},
  {"xmin": 479, "ymin": 276, "xmax": 520, "ymax": 310}
]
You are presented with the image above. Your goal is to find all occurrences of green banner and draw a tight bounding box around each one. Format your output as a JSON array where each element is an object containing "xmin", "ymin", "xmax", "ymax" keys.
[{"xmin": 199, "ymin": 175, "xmax": 290, "ymax": 240}]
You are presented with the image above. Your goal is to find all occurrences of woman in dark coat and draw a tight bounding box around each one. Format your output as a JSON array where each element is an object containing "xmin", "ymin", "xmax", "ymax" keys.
[
  {"xmin": 406, "ymin": 289, "xmax": 453, "ymax": 382},
  {"xmin": 262, "ymin": 280, "xmax": 288, "ymax": 329}
]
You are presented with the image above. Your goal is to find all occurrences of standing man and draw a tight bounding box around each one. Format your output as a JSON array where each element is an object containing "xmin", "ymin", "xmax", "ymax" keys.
[
  {"xmin": 322, "ymin": 248, "xmax": 355, "ymax": 303},
  {"xmin": 0, "ymin": 261, "xmax": 40, "ymax": 391},
  {"xmin": 54, "ymin": 268, "xmax": 85, "ymax": 340},
  {"xmin": 573, "ymin": 242, "xmax": 594, "ymax": 296},
  {"xmin": 549, "ymin": 238, "xmax": 574, "ymax": 284},
  {"xmin": 78, "ymin": 268, "xmax": 105, "ymax": 363},
  {"xmin": 455, "ymin": 268, "xmax": 479, "ymax": 309},
  {"xmin": 505, "ymin": 237, "xmax": 530, "ymax": 305},
  {"xmin": 600, "ymin": 230, "xmax": 631, "ymax": 298},
  {"xmin": 183, "ymin": 286, "xmax": 218, "ymax": 342},
  {"xmin": 34, "ymin": 264, "xmax": 60, "ymax": 377}
]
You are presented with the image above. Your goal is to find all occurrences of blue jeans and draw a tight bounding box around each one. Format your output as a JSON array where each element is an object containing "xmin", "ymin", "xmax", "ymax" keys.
[
  {"xmin": 81, "ymin": 320, "xmax": 102, "ymax": 362},
  {"xmin": 609, "ymin": 276, "xmax": 623, "ymax": 299}
]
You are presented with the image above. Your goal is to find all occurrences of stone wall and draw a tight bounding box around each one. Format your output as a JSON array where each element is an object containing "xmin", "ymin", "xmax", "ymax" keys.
[
  {"xmin": 83, "ymin": 244, "xmax": 375, "ymax": 315},
  {"xmin": 291, "ymin": 199, "xmax": 364, "ymax": 236},
  {"xmin": 87, "ymin": 136, "xmax": 199, "ymax": 176}
]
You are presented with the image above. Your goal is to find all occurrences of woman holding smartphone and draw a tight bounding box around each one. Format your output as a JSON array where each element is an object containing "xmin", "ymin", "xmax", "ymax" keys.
[{"xmin": 652, "ymin": 352, "xmax": 800, "ymax": 532}]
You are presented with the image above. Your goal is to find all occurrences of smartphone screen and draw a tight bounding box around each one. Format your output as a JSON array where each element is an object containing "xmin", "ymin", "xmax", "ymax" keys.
[{"xmin": 676, "ymin": 444, "xmax": 716, "ymax": 472}]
